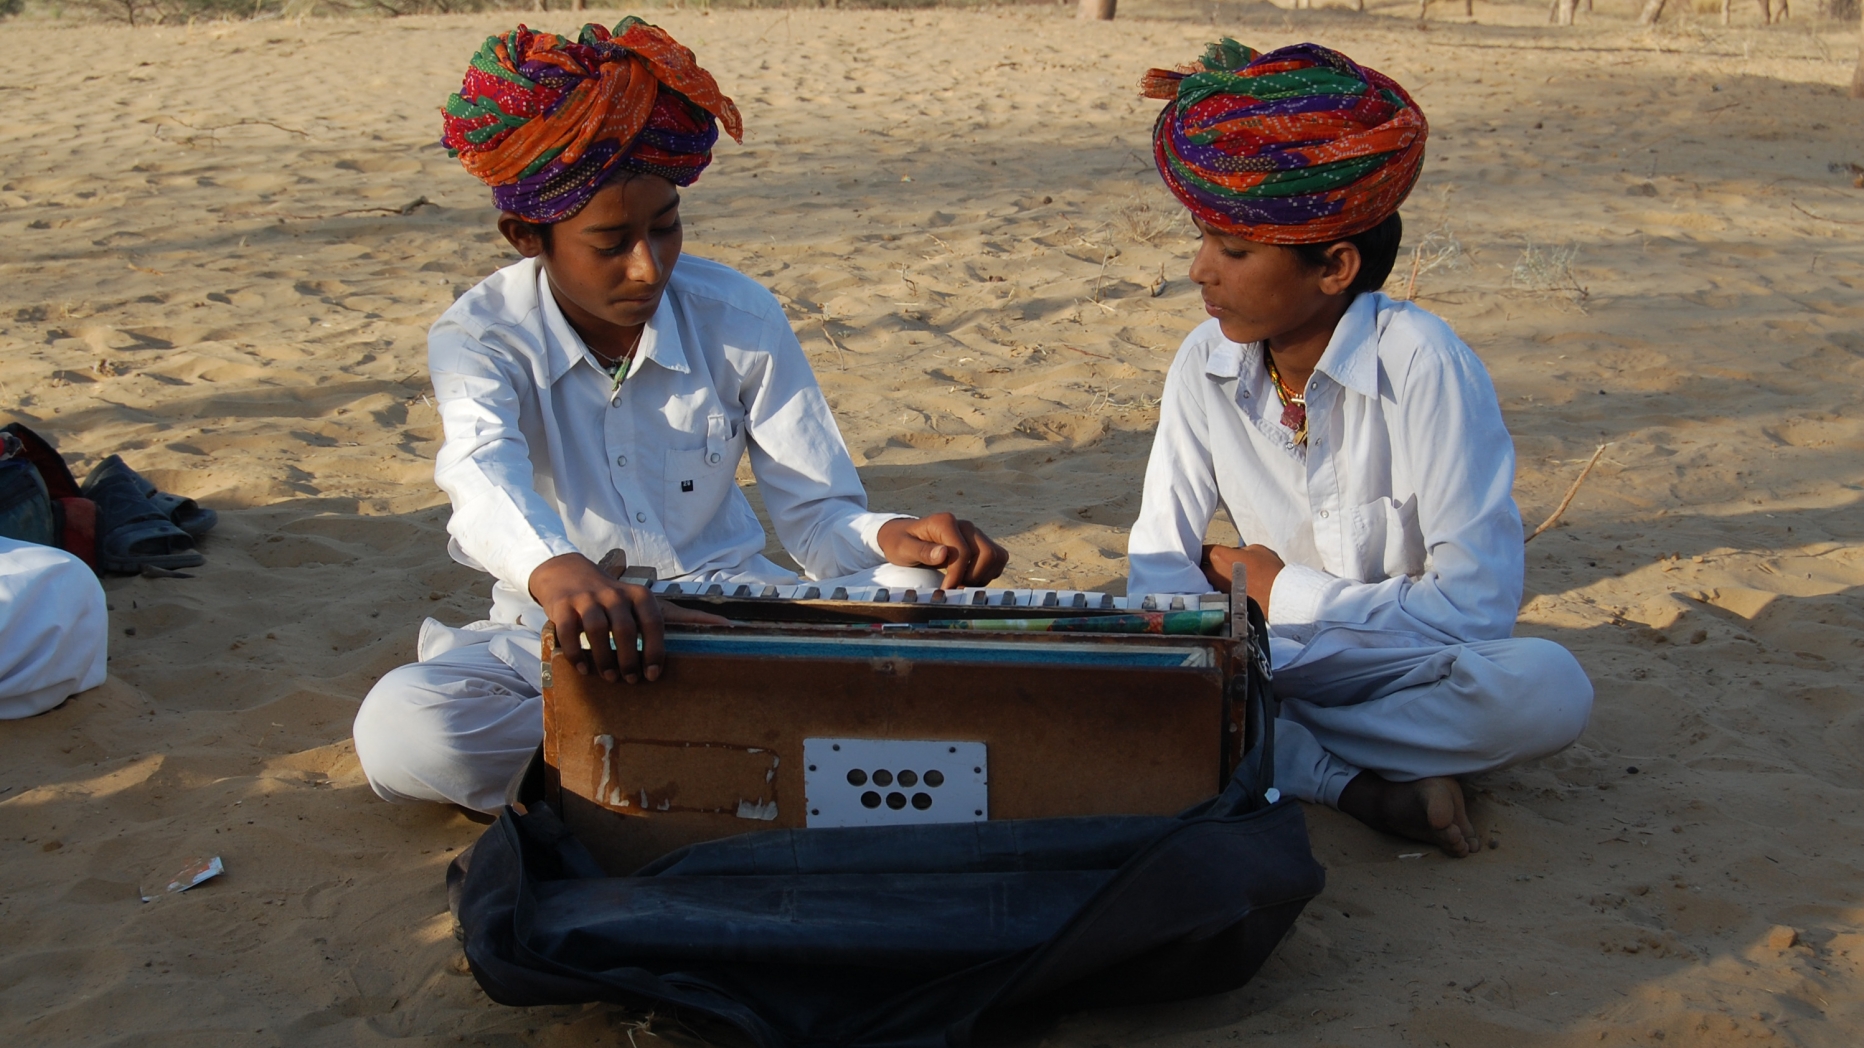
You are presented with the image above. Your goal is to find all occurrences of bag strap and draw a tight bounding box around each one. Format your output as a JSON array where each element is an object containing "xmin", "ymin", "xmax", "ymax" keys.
[{"xmin": 1227, "ymin": 568, "xmax": 1280, "ymax": 813}]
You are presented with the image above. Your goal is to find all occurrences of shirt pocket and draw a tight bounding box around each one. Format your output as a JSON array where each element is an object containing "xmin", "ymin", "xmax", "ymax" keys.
[
  {"xmin": 1349, "ymin": 495, "xmax": 1426, "ymax": 581},
  {"xmin": 1379, "ymin": 494, "xmax": 1426, "ymax": 579},
  {"xmin": 661, "ymin": 412, "xmax": 745, "ymax": 552}
]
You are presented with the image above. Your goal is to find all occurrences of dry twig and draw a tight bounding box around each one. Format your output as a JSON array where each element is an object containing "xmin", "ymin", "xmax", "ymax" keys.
[
  {"xmin": 817, "ymin": 312, "xmax": 847, "ymax": 370},
  {"xmin": 1525, "ymin": 443, "xmax": 1611, "ymax": 543},
  {"xmin": 1791, "ymin": 201, "xmax": 1864, "ymax": 225}
]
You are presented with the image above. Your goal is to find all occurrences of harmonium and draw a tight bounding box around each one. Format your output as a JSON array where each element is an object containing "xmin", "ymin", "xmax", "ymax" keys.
[{"xmin": 541, "ymin": 575, "xmax": 1259, "ymax": 873}]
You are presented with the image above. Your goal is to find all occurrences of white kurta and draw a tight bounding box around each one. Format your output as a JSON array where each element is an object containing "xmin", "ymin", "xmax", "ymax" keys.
[
  {"xmin": 427, "ymin": 254, "xmax": 906, "ymax": 631},
  {"xmin": 1126, "ymin": 293, "xmax": 1591, "ymax": 805},
  {"xmin": 0, "ymin": 537, "xmax": 107, "ymax": 719},
  {"xmin": 356, "ymin": 254, "xmax": 940, "ymax": 811}
]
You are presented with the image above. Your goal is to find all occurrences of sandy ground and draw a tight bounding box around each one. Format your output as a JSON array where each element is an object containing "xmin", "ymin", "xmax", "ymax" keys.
[{"xmin": 3, "ymin": 3, "xmax": 1864, "ymax": 1045}]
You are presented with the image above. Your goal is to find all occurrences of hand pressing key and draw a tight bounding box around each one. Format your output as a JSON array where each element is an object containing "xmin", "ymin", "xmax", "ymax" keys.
[
  {"xmin": 877, "ymin": 512, "xmax": 1010, "ymax": 590},
  {"xmin": 529, "ymin": 552, "xmax": 728, "ymax": 684}
]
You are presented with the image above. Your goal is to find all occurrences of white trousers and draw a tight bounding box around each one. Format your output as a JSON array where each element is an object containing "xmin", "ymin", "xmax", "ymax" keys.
[
  {"xmin": 353, "ymin": 561, "xmax": 946, "ymax": 812},
  {"xmin": 0, "ymin": 537, "xmax": 108, "ymax": 720},
  {"xmin": 1271, "ymin": 636, "xmax": 1593, "ymax": 807}
]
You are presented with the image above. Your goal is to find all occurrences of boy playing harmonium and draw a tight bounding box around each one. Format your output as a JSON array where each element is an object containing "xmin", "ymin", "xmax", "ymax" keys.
[
  {"xmin": 1126, "ymin": 42, "xmax": 1593, "ymax": 856},
  {"xmin": 354, "ymin": 21, "xmax": 1007, "ymax": 814}
]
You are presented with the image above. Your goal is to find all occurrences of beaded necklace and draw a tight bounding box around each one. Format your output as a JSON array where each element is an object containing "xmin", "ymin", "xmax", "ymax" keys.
[
  {"xmin": 591, "ymin": 328, "xmax": 645, "ymax": 407},
  {"xmin": 1262, "ymin": 346, "xmax": 1308, "ymax": 447}
]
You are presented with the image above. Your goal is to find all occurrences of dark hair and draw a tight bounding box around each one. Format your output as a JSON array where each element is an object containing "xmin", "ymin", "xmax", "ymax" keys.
[{"xmin": 1290, "ymin": 211, "xmax": 1404, "ymax": 298}]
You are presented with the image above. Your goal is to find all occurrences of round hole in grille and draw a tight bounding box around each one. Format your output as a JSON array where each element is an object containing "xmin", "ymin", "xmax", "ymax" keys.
[
  {"xmin": 873, "ymin": 770, "xmax": 894, "ymax": 787},
  {"xmin": 861, "ymin": 791, "xmax": 881, "ymax": 809},
  {"xmin": 898, "ymin": 770, "xmax": 918, "ymax": 787},
  {"xmin": 885, "ymin": 792, "xmax": 907, "ymax": 810},
  {"xmin": 924, "ymin": 770, "xmax": 944, "ymax": 787},
  {"xmin": 846, "ymin": 769, "xmax": 867, "ymax": 786},
  {"xmin": 911, "ymin": 793, "xmax": 932, "ymax": 810}
]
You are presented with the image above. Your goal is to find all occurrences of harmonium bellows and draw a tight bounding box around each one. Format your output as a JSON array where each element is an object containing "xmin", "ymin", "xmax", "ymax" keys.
[{"xmin": 541, "ymin": 582, "xmax": 1252, "ymax": 874}]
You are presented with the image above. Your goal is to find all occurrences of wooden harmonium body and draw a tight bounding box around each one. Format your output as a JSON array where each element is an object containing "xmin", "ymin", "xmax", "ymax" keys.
[{"xmin": 541, "ymin": 584, "xmax": 1247, "ymax": 874}]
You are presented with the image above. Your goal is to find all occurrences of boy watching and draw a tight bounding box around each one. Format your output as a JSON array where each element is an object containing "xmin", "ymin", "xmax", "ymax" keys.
[
  {"xmin": 1127, "ymin": 42, "xmax": 1592, "ymax": 856},
  {"xmin": 354, "ymin": 21, "xmax": 1006, "ymax": 814}
]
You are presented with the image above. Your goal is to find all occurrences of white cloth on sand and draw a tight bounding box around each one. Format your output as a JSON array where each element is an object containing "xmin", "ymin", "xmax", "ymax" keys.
[{"xmin": 0, "ymin": 536, "xmax": 107, "ymax": 720}]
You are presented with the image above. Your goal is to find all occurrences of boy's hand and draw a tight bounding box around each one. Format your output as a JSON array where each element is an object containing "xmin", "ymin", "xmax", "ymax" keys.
[
  {"xmin": 1200, "ymin": 544, "xmax": 1285, "ymax": 617},
  {"xmin": 528, "ymin": 553, "xmax": 726, "ymax": 684},
  {"xmin": 878, "ymin": 513, "xmax": 1009, "ymax": 590}
]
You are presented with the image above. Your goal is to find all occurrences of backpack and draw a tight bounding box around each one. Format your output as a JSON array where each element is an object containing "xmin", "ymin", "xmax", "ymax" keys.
[
  {"xmin": 0, "ymin": 423, "xmax": 98, "ymax": 568},
  {"xmin": 449, "ymin": 598, "xmax": 1322, "ymax": 1048}
]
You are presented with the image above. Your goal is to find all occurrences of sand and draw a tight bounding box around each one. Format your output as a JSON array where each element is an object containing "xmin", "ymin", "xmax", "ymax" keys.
[{"xmin": 2, "ymin": 3, "xmax": 1863, "ymax": 1045}]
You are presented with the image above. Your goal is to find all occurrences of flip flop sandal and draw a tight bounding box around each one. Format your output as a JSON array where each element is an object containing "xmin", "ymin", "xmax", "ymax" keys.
[
  {"xmin": 83, "ymin": 457, "xmax": 203, "ymax": 575},
  {"xmin": 83, "ymin": 454, "xmax": 218, "ymax": 539}
]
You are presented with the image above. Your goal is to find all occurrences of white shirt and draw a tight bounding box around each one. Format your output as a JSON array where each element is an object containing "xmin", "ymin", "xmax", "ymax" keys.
[
  {"xmin": 429, "ymin": 255, "xmax": 901, "ymax": 627},
  {"xmin": 1126, "ymin": 292, "xmax": 1524, "ymax": 665}
]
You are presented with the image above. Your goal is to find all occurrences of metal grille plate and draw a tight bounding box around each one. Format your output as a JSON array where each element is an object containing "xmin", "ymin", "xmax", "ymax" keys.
[{"xmin": 802, "ymin": 738, "xmax": 988, "ymax": 828}]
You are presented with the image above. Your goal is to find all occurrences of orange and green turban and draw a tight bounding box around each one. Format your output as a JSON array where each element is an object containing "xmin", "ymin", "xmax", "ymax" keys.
[
  {"xmin": 442, "ymin": 18, "xmax": 743, "ymax": 223},
  {"xmin": 1143, "ymin": 41, "xmax": 1427, "ymax": 244}
]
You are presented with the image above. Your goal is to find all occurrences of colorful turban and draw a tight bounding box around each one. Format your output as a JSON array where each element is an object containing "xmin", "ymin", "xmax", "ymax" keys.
[
  {"xmin": 442, "ymin": 18, "xmax": 744, "ymax": 223},
  {"xmin": 1143, "ymin": 40, "xmax": 1427, "ymax": 244}
]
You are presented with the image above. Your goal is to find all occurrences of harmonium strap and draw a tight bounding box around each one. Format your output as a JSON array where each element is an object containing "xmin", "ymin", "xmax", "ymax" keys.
[{"xmin": 542, "ymin": 584, "xmax": 1251, "ymax": 873}]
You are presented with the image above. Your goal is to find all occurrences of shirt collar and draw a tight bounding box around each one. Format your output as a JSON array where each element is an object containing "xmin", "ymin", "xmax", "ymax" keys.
[
  {"xmin": 1202, "ymin": 293, "xmax": 1382, "ymax": 398},
  {"xmin": 537, "ymin": 265, "xmax": 691, "ymax": 386},
  {"xmin": 1312, "ymin": 292, "xmax": 1381, "ymax": 397}
]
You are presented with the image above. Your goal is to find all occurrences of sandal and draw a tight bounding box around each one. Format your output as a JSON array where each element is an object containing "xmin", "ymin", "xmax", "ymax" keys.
[
  {"xmin": 83, "ymin": 454, "xmax": 217, "ymax": 539},
  {"xmin": 83, "ymin": 456, "xmax": 203, "ymax": 575}
]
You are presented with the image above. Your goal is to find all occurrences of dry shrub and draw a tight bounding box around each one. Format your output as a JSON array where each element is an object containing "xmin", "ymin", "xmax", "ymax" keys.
[
  {"xmin": 1113, "ymin": 192, "xmax": 1186, "ymax": 246},
  {"xmin": 1511, "ymin": 240, "xmax": 1588, "ymax": 308}
]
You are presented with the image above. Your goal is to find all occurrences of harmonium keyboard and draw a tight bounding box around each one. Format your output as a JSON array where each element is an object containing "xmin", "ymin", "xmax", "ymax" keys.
[{"xmin": 541, "ymin": 577, "xmax": 1258, "ymax": 873}]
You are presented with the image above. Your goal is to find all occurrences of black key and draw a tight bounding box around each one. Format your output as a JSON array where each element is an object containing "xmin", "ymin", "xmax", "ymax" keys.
[
  {"xmin": 801, "ymin": 586, "xmax": 821, "ymax": 600},
  {"xmin": 1041, "ymin": 591, "xmax": 1058, "ymax": 607},
  {"xmin": 704, "ymin": 583, "xmax": 724, "ymax": 596},
  {"xmin": 930, "ymin": 589, "xmax": 946, "ymax": 604},
  {"xmin": 1140, "ymin": 595, "xmax": 1158, "ymax": 611},
  {"xmin": 830, "ymin": 587, "xmax": 849, "ymax": 600},
  {"xmin": 760, "ymin": 585, "xmax": 779, "ymax": 598},
  {"xmin": 873, "ymin": 588, "xmax": 891, "ymax": 602},
  {"xmin": 1071, "ymin": 593, "xmax": 1087, "ymax": 608},
  {"xmin": 732, "ymin": 584, "xmax": 751, "ymax": 597},
  {"xmin": 662, "ymin": 583, "xmax": 684, "ymax": 595},
  {"xmin": 902, "ymin": 589, "xmax": 918, "ymax": 603},
  {"xmin": 1099, "ymin": 593, "xmax": 1115, "ymax": 609},
  {"xmin": 971, "ymin": 589, "xmax": 989, "ymax": 605}
]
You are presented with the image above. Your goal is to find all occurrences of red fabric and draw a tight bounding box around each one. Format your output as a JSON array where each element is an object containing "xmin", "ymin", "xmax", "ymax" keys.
[{"xmin": 55, "ymin": 497, "xmax": 97, "ymax": 571}]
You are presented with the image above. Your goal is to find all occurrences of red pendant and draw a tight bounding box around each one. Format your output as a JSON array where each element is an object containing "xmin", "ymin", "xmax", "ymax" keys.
[{"xmin": 1280, "ymin": 402, "xmax": 1306, "ymax": 434}]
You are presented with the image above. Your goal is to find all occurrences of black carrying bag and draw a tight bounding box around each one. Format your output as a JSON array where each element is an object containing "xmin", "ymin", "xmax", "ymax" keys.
[{"xmin": 449, "ymin": 598, "xmax": 1324, "ymax": 1048}]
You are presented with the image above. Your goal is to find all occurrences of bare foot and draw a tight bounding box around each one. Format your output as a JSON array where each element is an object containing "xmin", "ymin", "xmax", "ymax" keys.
[{"xmin": 1337, "ymin": 772, "xmax": 1479, "ymax": 857}]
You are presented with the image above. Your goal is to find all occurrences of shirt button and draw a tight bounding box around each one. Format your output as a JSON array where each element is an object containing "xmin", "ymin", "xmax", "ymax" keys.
[
  {"xmin": 1284, "ymin": 442, "xmax": 1295, "ymax": 451},
  {"xmin": 635, "ymin": 512, "xmax": 646, "ymax": 523},
  {"xmin": 1241, "ymin": 389, "xmax": 1251, "ymax": 399},
  {"xmin": 707, "ymin": 452, "xmax": 721, "ymax": 465},
  {"xmin": 615, "ymin": 455, "xmax": 628, "ymax": 467},
  {"xmin": 1319, "ymin": 510, "xmax": 1330, "ymax": 519}
]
